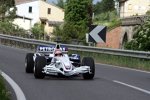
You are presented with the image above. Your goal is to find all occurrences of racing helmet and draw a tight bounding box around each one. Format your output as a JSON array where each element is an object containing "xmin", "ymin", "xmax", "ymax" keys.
[{"xmin": 54, "ymin": 49, "xmax": 63, "ymax": 57}]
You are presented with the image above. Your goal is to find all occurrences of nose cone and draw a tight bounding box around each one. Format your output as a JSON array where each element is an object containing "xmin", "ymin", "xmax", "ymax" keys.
[
  {"xmin": 63, "ymin": 61, "xmax": 72, "ymax": 70},
  {"xmin": 65, "ymin": 65, "xmax": 71, "ymax": 70},
  {"xmin": 59, "ymin": 57, "xmax": 72, "ymax": 71}
]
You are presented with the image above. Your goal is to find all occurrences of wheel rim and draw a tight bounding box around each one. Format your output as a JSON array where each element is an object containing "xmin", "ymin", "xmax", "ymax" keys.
[
  {"xmin": 25, "ymin": 58, "xmax": 27, "ymax": 67},
  {"xmin": 33, "ymin": 66, "xmax": 35, "ymax": 73}
]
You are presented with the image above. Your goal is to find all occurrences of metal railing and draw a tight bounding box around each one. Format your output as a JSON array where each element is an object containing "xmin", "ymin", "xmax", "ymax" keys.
[{"xmin": 0, "ymin": 33, "xmax": 150, "ymax": 59}]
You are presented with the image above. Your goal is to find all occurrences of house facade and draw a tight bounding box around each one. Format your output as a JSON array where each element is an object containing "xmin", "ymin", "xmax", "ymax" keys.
[
  {"xmin": 14, "ymin": 0, "xmax": 64, "ymax": 36},
  {"xmin": 119, "ymin": 0, "xmax": 150, "ymax": 18},
  {"xmin": 13, "ymin": 15, "xmax": 32, "ymax": 30}
]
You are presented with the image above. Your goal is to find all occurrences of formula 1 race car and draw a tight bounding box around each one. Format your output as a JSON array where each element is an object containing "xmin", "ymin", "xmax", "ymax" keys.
[{"xmin": 25, "ymin": 44, "xmax": 95, "ymax": 80}]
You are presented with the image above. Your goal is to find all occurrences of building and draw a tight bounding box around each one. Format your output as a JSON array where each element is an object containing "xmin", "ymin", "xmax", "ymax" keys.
[
  {"xmin": 13, "ymin": 15, "xmax": 32, "ymax": 30},
  {"xmin": 14, "ymin": 0, "xmax": 64, "ymax": 36},
  {"xmin": 119, "ymin": 0, "xmax": 150, "ymax": 18}
]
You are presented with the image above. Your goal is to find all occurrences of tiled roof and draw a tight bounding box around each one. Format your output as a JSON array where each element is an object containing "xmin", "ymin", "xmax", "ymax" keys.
[
  {"xmin": 15, "ymin": 0, "xmax": 47, "ymax": 4},
  {"xmin": 15, "ymin": 0, "xmax": 33, "ymax": 4}
]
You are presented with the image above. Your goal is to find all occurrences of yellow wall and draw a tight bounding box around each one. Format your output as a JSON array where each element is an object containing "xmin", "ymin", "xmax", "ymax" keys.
[
  {"xmin": 39, "ymin": 0, "xmax": 64, "ymax": 34},
  {"xmin": 120, "ymin": 0, "xmax": 150, "ymax": 17}
]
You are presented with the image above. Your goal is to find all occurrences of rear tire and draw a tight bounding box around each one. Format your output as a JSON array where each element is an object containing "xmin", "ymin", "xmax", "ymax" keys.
[
  {"xmin": 34, "ymin": 56, "xmax": 46, "ymax": 79},
  {"xmin": 25, "ymin": 53, "xmax": 34, "ymax": 73},
  {"xmin": 82, "ymin": 57, "xmax": 95, "ymax": 80}
]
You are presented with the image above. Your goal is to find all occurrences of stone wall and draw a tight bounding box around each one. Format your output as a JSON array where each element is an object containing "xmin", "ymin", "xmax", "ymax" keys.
[
  {"xmin": 97, "ymin": 26, "xmax": 136, "ymax": 49},
  {"xmin": 97, "ymin": 27, "xmax": 122, "ymax": 49}
]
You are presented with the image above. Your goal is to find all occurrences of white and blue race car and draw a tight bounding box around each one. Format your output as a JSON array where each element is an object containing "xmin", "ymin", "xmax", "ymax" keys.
[{"xmin": 25, "ymin": 44, "xmax": 95, "ymax": 79}]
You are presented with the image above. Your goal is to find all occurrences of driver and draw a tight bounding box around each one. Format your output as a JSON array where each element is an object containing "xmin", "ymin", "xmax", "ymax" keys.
[{"xmin": 54, "ymin": 49, "xmax": 63, "ymax": 57}]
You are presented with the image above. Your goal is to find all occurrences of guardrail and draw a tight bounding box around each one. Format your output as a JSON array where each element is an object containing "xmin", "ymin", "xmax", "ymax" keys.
[{"xmin": 0, "ymin": 33, "xmax": 150, "ymax": 59}]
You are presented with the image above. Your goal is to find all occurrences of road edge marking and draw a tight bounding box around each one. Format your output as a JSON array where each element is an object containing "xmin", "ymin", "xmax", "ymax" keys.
[
  {"xmin": 113, "ymin": 80, "xmax": 150, "ymax": 95},
  {"xmin": 96, "ymin": 63, "xmax": 150, "ymax": 74},
  {"xmin": 0, "ymin": 71, "xmax": 26, "ymax": 100}
]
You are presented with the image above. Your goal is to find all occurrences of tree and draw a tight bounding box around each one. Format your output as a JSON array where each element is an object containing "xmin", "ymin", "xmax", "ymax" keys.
[
  {"xmin": 125, "ymin": 18, "xmax": 150, "ymax": 51},
  {"xmin": 63, "ymin": 0, "xmax": 92, "ymax": 43},
  {"xmin": 65, "ymin": 0, "xmax": 92, "ymax": 25},
  {"xmin": 0, "ymin": 0, "xmax": 16, "ymax": 21},
  {"xmin": 93, "ymin": 0, "xmax": 115, "ymax": 15},
  {"xmin": 101, "ymin": 0, "xmax": 115, "ymax": 12},
  {"xmin": 93, "ymin": 1, "xmax": 103, "ymax": 15},
  {"xmin": 31, "ymin": 23, "xmax": 45, "ymax": 39},
  {"xmin": 55, "ymin": 0, "xmax": 65, "ymax": 9},
  {"xmin": 53, "ymin": 0, "xmax": 93, "ymax": 43}
]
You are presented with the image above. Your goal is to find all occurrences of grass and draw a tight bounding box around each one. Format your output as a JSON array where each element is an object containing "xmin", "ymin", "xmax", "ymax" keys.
[
  {"xmin": 0, "ymin": 75, "xmax": 10, "ymax": 100},
  {"xmin": 69, "ymin": 50, "xmax": 150, "ymax": 71}
]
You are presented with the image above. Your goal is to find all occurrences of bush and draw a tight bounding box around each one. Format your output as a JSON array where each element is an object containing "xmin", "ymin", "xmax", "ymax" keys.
[
  {"xmin": 53, "ymin": 22, "xmax": 87, "ymax": 44},
  {"xmin": 146, "ymin": 10, "xmax": 150, "ymax": 15},
  {"xmin": 93, "ymin": 10, "xmax": 121, "ymax": 30},
  {"xmin": 125, "ymin": 17, "xmax": 150, "ymax": 51},
  {"xmin": 31, "ymin": 23, "xmax": 45, "ymax": 40},
  {"xmin": 0, "ymin": 21, "xmax": 27, "ymax": 36}
]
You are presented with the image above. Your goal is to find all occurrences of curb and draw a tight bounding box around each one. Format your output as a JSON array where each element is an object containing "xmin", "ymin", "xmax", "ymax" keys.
[{"xmin": 0, "ymin": 70, "xmax": 26, "ymax": 100}]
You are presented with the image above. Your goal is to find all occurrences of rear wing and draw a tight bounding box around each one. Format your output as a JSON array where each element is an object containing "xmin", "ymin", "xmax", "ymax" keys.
[{"xmin": 36, "ymin": 45, "xmax": 68, "ymax": 53}]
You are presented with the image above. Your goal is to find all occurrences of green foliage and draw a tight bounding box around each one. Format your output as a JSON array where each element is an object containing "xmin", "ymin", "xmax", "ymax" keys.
[
  {"xmin": 101, "ymin": 0, "xmax": 115, "ymax": 12},
  {"xmin": 6, "ymin": 7, "xmax": 17, "ymax": 21},
  {"xmin": 0, "ymin": 21, "xmax": 26, "ymax": 35},
  {"xmin": 146, "ymin": 10, "xmax": 150, "ymax": 15},
  {"xmin": 53, "ymin": 22, "xmax": 88, "ymax": 43},
  {"xmin": 0, "ymin": 0, "xmax": 15, "ymax": 7},
  {"xmin": 93, "ymin": 10, "xmax": 121, "ymax": 30},
  {"xmin": 0, "ymin": 20, "xmax": 32, "ymax": 39},
  {"xmin": 0, "ymin": 16, "xmax": 44, "ymax": 39},
  {"xmin": 65, "ymin": 0, "xmax": 92, "ymax": 26},
  {"xmin": 93, "ymin": 0, "xmax": 120, "ymax": 30},
  {"xmin": 31, "ymin": 23, "xmax": 45, "ymax": 39},
  {"xmin": 55, "ymin": 0, "xmax": 65, "ymax": 9},
  {"xmin": 93, "ymin": 0, "xmax": 115, "ymax": 15},
  {"xmin": 0, "ymin": 21, "xmax": 14, "ymax": 33},
  {"xmin": 93, "ymin": 2, "xmax": 103, "ymax": 15},
  {"xmin": 0, "ymin": 76, "xmax": 10, "ymax": 100},
  {"xmin": 53, "ymin": 0, "xmax": 92, "ymax": 44},
  {"xmin": 0, "ymin": 0, "xmax": 16, "ymax": 21},
  {"xmin": 125, "ymin": 17, "xmax": 150, "ymax": 51}
]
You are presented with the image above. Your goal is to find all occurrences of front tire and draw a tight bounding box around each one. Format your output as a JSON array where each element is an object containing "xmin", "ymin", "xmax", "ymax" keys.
[
  {"xmin": 34, "ymin": 56, "xmax": 46, "ymax": 79},
  {"xmin": 82, "ymin": 57, "xmax": 95, "ymax": 80},
  {"xmin": 25, "ymin": 53, "xmax": 34, "ymax": 73}
]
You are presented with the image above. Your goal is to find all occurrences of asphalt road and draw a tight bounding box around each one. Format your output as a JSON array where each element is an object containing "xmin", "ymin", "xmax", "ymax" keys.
[{"xmin": 0, "ymin": 45, "xmax": 150, "ymax": 100}]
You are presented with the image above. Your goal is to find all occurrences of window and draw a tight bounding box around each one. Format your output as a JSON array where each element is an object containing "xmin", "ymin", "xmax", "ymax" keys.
[
  {"xmin": 48, "ymin": 8, "xmax": 51, "ymax": 14},
  {"xmin": 41, "ymin": 21, "xmax": 46, "ymax": 25},
  {"xmin": 29, "ymin": 6, "xmax": 32, "ymax": 13}
]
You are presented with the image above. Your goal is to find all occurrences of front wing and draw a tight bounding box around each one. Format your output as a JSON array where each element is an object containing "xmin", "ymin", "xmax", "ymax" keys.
[{"xmin": 42, "ymin": 65, "xmax": 91, "ymax": 76}]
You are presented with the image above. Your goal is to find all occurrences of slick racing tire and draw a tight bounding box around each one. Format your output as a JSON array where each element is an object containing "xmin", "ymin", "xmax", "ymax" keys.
[
  {"xmin": 82, "ymin": 57, "xmax": 95, "ymax": 80},
  {"xmin": 25, "ymin": 53, "xmax": 34, "ymax": 73},
  {"xmin": 34, "ymin": 56, "xmax": 46, "ymax": 79}
]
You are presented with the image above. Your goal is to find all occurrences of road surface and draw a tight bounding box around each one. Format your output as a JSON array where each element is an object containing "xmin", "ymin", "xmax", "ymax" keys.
[{"xmin": 0, "ymin": 45, "xmax": 150, "ymax": 100}]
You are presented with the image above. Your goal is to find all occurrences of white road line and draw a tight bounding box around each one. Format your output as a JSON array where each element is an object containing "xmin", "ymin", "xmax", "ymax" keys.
[
  {"xmin": 0, "ymin": 71, "xmax": 26, "ymax": 100},
  {"xmin": 96, "ymin": 63, "xmax": 150, "ymax": 74},
  {"xmin": 113, "ymin": 80, "xmax": 150, "ymax": 95}
]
